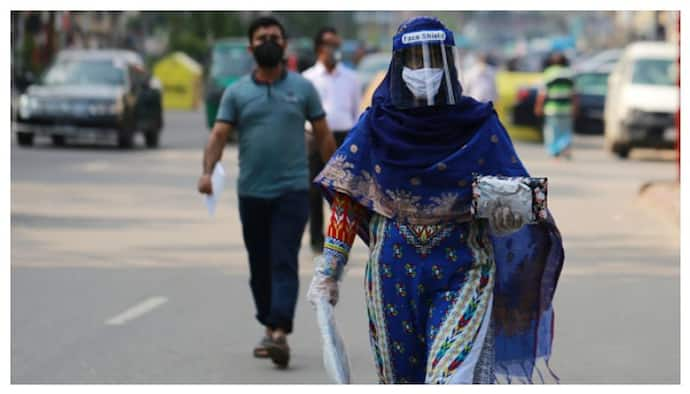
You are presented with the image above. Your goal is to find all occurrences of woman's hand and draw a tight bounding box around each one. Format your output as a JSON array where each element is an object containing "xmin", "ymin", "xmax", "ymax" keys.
[{"xmin": 307, "ymin": 272, "xmax": 340, "ymax": 306}]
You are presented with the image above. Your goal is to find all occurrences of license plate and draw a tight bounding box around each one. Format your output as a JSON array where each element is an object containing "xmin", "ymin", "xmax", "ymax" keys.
[
  {"xmin": 664, "ymin": 127, "xmax": 677, "ymax": 142},
  {"xmin": 53, "ymin": 125, "xmax": 79, "ymax": 135}
]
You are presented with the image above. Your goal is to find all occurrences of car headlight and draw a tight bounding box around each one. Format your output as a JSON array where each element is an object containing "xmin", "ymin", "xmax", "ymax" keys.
[{"xmin": 18, "ymin": 94, "xmax": 37, "ymax": 118}]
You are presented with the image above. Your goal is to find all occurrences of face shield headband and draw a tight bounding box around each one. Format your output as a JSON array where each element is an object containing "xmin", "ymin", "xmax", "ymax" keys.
[{"xmin": 390, "ymin": 28, "xmax": 459, "ymax": 108}]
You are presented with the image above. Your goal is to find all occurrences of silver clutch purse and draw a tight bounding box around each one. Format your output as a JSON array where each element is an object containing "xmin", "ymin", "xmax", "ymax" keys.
[{"xmin": 471, "ymin": 176, "xmax": 548, "ymax": 223}]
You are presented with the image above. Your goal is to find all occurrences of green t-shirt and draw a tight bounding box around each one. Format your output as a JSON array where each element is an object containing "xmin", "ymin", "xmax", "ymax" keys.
[
  {"xmin": 216, "ymin": 70, "xmax": 325, "ymax": 198},
  {"xmin": 542, "ymin": 65, "xmax": 574, "ymax": 116}
]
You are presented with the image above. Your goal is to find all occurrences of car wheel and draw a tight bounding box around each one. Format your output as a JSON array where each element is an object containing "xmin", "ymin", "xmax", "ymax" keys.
[
  {"xmin": 612, "ymin": 143, "xmax": 631, "ymax": 159},
  {"xmin": 17, "ymin": 132, "xmax": 34, "ymax": 147},
  {"xmin": 51, "ymin": 135, "xmax": 66, "ymax": 147},
  {"xmin": 145, "ymin": 131, "xmax": 160, "ymax": 148}
]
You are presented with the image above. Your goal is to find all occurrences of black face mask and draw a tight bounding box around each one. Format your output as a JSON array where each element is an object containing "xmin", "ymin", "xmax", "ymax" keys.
[
  {"xmin": 253, "ymin": 40, "xmax": 284, "ymax": 68},
  {"xmin": 322, "ymin": 45, "xmax": 342, "ymax": 68}
]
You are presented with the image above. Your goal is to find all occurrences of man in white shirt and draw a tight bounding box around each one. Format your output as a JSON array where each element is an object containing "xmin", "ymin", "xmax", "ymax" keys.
[
  {"xmin": 463, "ymin": 53, "xmax": 498, "ymax": 103},
  {"xmin": 303, "ymin": 27, "xmax": 362, "ymax": 252}
]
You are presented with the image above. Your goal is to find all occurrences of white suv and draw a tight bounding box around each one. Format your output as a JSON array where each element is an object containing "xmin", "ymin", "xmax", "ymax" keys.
[{"xmin": 603, "ymin": 41, "xmax": 678, "ymax": 158}]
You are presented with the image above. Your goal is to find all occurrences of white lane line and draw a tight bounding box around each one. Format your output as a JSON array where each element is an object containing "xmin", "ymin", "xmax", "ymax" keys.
[{"xmin": 105, "ymin": 297, "xmax": 168, "ymax": 326}]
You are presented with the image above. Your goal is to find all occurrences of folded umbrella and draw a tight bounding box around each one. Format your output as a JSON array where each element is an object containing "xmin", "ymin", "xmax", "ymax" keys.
[{"xmin": 315, "ymin": 297, "xmax": 351, "ymax": 384}]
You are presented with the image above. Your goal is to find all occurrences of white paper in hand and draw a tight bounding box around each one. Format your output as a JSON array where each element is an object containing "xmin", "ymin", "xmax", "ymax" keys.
[
  {"xmin": 315, "ymin": 298, "xmax": 351, "ymax": 384},
  {"xmin": 204, "ymin": 162, "xmax": 225, "ymax": 216}
]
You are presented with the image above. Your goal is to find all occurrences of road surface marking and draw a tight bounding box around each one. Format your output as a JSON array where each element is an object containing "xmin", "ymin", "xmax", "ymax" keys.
[
  {"xmin": 105, "ymin": 297, "xmax": 168, "ymax": 326},
  {"xmin": 82, "ymin": 161, "xmax": 111, "ymax": 173}
]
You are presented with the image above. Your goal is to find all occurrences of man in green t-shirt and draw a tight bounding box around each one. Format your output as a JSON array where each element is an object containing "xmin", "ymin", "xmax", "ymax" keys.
[
  {"xmin": 534, "ymin": 52, "xmax": 576, "ymax": 159},
  {"xmin": 197, "ymin": 16, "xmax": 337, "ymax": 369}
]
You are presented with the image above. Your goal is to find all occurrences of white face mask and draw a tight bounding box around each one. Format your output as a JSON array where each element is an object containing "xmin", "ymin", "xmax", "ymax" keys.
[{"xmin": 402, "ymin": 66, "xmax": 444, "ymax": 99}]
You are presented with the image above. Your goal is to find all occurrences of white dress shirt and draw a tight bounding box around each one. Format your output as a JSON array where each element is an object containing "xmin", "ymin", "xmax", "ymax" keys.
[
  {"xmin": 303, "ymin": 61, "xmax": 362, "ymax": 132},
  {"xmin": 463, "ymin": 63, "xmax": 498, "ymax": 103}
]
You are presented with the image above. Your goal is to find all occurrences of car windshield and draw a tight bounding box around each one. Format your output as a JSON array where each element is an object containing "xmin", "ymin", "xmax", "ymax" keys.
[
  {"xmin": 43, "ymin": 59, "xmax": 126, "ymax": 86},
  {"xmin": 575, "ymin": 72, "xmax": 608, "ymax": 95},
  {"xmin": 210, "ymin": 46, "xmax": 253, "ymax": 78},
  {"xmin": 631, "ymin": 58, "xmax": 676, "ymax": 86}
]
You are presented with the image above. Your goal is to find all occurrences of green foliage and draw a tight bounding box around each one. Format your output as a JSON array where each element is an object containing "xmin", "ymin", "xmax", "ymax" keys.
[
  {"xmin": 142, "ymin": 11, "xmax": 358, "ymax": 67},
  {"xmin": 169, "ymin": 29, "xmax": 208, "ymax": 64},
  {"xmin": 273, "ymin": 11, "xmax": 357, "ymax": 40},
  {"xmin": 162, "ymin": 12, "xmax": 246, "ymax": 64}
]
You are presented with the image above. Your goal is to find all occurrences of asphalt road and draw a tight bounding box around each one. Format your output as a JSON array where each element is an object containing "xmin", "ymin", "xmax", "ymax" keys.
[{"xmin": 11, "ymin": 110, "xmax": 679, "ymax": 383}]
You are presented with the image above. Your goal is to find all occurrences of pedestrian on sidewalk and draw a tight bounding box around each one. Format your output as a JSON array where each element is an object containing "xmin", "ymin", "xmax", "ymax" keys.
[
  {"xmin": 303, "ymin": 27, "xmax": 362, "ymax": 253},
  {"xmin": 197, "ymin": 16, "xmax": 337, "ymax": 369},
  {"xmin": 534, "ymin": 52, "xmax": 576, "ymax": 159},
  {"xmin": 307, "ymin": 16, "xmax": 565, "ymax": 384},
  {"xmin": 462, "ymin": 53, "xmax": 498, "ymax": 103}
]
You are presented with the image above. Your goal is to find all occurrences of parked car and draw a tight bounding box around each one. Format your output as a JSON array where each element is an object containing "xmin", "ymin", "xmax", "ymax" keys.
[
  {"xmin": 573, "ymin": 64, "xmax": 612, "ymax": 135},
  {"xmin": 510, "ymin": 84, "xmax": 542, "ymax": 130},
  {"xmin": 572, "ymin": 48, "xmax": 622, "ymax": 73},
  {"xmin": 204, "ymin": 38, "xmax": 254, "ymax": 131},
  {"xmin": 14, "ymin": 49, "xmax": 163, "ymax": 148},
  {"xmin": 500, "ymin": 51, "xmax": 553, "ymax": 143},
  {"xmin": 510, "ymin": 59, "xmax": 615, "ymax": 137},
  {"xmin": 603, "ymin": 41, "xmax": 679, "ymax": 158}
]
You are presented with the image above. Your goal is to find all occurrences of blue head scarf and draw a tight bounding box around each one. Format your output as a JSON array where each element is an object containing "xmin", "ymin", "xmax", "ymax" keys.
[{"xmin": 315, "ymin": 16, "xmax": 564, "ymax": 383}]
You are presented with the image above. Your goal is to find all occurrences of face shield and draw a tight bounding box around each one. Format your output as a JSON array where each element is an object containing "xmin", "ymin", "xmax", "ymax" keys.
[{"xmin": 389, "ymin": 29, "xmax": 462, "ymax": 109}]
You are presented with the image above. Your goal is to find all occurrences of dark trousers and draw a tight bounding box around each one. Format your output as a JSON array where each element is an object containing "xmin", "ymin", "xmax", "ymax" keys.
[
  {"xmin": 308, "ymin": 131, "xmax": 348, "ymax": 249},
  {"xmin": 238, "ymin": 190, "xmax": 309, "ymax": 334}
]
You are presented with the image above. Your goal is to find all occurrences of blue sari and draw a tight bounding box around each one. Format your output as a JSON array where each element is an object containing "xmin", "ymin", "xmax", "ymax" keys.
[
  {"xmin": 544, "ymin": 114, "xmax": 574, "ymax": 157},
  {"xmin": 315, "ymin": 67, "xmax": 565, "ymax": 383}
]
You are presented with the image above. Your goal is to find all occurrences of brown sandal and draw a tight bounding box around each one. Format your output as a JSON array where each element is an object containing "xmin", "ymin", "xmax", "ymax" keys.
[
  {"xmin": 265, "ymin": 335, "xmax": 290, "ymax": 369},
  {"xmin": 253, "ymin": 336, "xmax": 271, "ymax": 358}
]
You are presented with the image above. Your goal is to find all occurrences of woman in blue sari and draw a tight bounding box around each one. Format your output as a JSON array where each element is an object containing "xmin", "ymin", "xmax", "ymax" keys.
[{"xmin": 307, "ymin": 17, "xmax": 565, "ymax": 384}]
